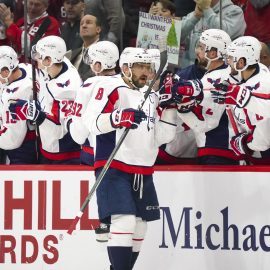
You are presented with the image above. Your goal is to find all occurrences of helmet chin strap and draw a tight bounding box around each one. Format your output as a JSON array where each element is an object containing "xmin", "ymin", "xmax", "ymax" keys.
[
  {"xmin": 205, "ymin": 51, "xmax": 220, "ymax": 69},
  {"xmin": 91, "ymin": 63, "xmax": 104, "ymax": 75},
  {"xmin": 233, "ymin": 62, "xmax": 247, "ymax": 72},
  {"xmin": 0, "ymin": 70, "xmax": 12, "ymax": 85},
  {"xmin": 122, "ymin": 67, "xmax": 138, "ymax": 90},
  {"xmin": 40, "ymin": 59, "xmax": 53, "ymax": 76}
]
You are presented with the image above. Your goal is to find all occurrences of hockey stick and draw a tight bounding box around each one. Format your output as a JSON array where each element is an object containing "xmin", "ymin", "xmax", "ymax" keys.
[
  {"xmin": 226, "ymin": 106, "xmax": 239, "ymax": 135},
  {"xmin": 30, "ymin": 17, "xmax": 51, "ymax": 100},
  {"xmin": 23, "ymin": 0, "xmax": 28, "ymax": 62},
  {"xmin": 67, "ymin": 40, "xmax": 168, "ymax": 235},
  {"xmin": 30, "ymin": 17, "xmax": 51, "ymax": 161}
]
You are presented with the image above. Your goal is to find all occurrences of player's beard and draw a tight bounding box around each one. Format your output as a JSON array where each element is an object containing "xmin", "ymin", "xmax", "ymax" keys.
[
  {"xmin": 197, "ymin": 57, "xmax": 208, "ymax": 70},
  {"xmin": 132, "ymin": 75, "xmax": 148, "ymax": 88}
]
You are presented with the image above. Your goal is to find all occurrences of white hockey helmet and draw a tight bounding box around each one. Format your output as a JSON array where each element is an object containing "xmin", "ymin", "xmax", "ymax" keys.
[
  {"xmin": 199, "ymin": 29, "xmax": 231, "ymax": 59},
  {"xmin": 0, "ymin": 45, "xmax": 19, "ymax": 72},
  {"xmin": 148, "ymin": 48, "xmax": 161, "ymax": 72},
  {"xmin": 226, "ymin": 36, "xmax": 261, "ymax": 71},
  {"xmin": 84, "ymin": 41, "xmax": 119, "ymax": 73},
  {"xmin": 32, "ymin": 35, "xmax": 67, "ymax": 64},
  {"xmin": 119, "ymin": 47, "xmax": 152, "ymax": 68}
]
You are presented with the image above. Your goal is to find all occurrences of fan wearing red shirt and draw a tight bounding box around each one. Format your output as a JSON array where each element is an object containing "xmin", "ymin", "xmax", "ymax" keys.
[{"xmin": 0, "ymin": 0, "xmax": 60, "ymax": 59}]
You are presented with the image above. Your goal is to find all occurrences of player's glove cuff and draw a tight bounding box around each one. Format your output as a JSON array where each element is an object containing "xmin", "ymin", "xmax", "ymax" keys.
[
  {"xmin": 110, "ymin": 108, "xmax": 147, "ymax": 129},
  {"xmin": 230, "ymin": 132, "xmax": 253, "ymax": 156}
]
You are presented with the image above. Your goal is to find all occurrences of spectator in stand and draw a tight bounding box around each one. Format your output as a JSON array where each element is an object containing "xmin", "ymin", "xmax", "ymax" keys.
[
  {"xmin": 244, "ymin": 0, "xmax": 270, "ymax": 49},
  {"xmin": 67, "ymin": 14, "xmax": 101, "ymax": 81},
  {"xmin": 61, "ymin": 0, "xmax": 85, "ymax": 51},
  {"xmin": 84, "ymin": 0, "xmax": 125, "ymax": 47},
  {"xmin": 0, "ymin": 0, "xmax": 60, "ymax": 60},
  {"xmin": 260, "ymin": 42, "xmax": 270, "ymax": 70},
  {"xmin": 149, "ymin": 0, "xmax": 176, "ymax": 17},
  {"xmin": 0, "ymin": 0, "xmax": 15, "ymax": 46},
  {"xmin": 47, "ymin": 0, "xmax": 66, "ymax": 22},
  {"xmin": 13, "ymin": 0, "xmax": 66, "ymax": 22},
  {"xmin": 231, "ymin": 0, "xmax": 247, "ymax": 9},
  {"xmin": 180, "ymin": 0, "xmax": 246, "ymax": 68}
]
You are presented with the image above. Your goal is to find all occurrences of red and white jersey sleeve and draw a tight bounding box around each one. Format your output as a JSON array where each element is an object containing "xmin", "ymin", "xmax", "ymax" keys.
[{"xmin": 0, "ymin": 63, "xmax": 33, "ymax": 149}]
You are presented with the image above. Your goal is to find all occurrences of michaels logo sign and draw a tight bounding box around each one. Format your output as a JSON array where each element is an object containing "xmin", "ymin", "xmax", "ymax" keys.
[{"xmin": 159, "ymin": 207, "xmax": 270, "ymax": 252}]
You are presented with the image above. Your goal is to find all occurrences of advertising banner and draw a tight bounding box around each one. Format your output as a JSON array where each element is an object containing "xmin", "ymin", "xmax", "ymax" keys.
[{"xmin": 1, "ymin": 166, "xmax": 270, "ymax": 270}]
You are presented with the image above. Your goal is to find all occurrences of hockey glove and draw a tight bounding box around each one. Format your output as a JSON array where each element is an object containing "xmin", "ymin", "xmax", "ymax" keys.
[
  {"xmin": 158, "ymin": 72, "xmax": 176, "ymax": 108},
  {"xmin": 9, "ymin": 99, "xmax": 46, "ymax": 125},
  {"xmin": 110, "ymin": 108, "xmax": 147, "ymax": 129},
  {"xmin": 211, "ymin": 84, "xmax": 251, "ymax": 108},
  {"xmin": 172, "ymin": 79, "xmax": 203, "ymax": 104},
  {"xmin": 230, "ymin": 132, "xmax": 253, "ymax": 156}
]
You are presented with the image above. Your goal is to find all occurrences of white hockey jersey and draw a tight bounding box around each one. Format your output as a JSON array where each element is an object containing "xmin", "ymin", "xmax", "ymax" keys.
[
  {"xmin": 232, "ymin": 64, "xmax": 270, "ymax": 157},
  {"xmin": 156, "ymin": 116, "xmax": 198, "ymax": 164},
  {"xmin": 37, "ymin": 57, "xmax": 82, "ymax": 160},
  {"xmin": 0, "ymin": 63, "xmax": 37, "ymax": 163},
  {"xmin": 0, "ymin": 63, "xmax": 34, "ymax": 149},
  {"xmin": 236, "ymin": 64, "xmax": 270, "ymax": 117},
  {"xmin": 82, "ymin": 76, "xmax": 177, "ymax": 174},
  {"xmin": 178, "ymin": 65, "xmax": 240, "ymax": 161}
]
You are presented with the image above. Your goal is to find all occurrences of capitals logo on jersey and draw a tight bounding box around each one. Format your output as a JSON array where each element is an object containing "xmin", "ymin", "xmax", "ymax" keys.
[
  {"xmin": 207, "ymin": 77, "xmax": 221, "ymax": 85},
  {"xmin": 6, "ymin": 87, "xmax": 19, "ymax": 94},
  {"xmin": 245, "ymin": 82, "xmax": 260, "ymax": 91},
  {"xmin": 83, "ymin": 83, "xmax": 92, "ymax": 88},
  {"xmin": 56, "ymin": 79, "xmax": 70, "ymax": 88}
]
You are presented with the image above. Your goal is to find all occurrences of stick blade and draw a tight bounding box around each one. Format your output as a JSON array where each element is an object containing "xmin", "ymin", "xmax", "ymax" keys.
[{"xmin": 67, "ymin": 212, "xmax": 83, "ymax": 235}]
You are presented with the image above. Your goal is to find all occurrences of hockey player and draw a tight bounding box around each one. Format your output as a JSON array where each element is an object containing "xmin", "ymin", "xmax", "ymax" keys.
[
  {"xmin": 82, "ymin": 47, "xmax": 177, "ymax": 270},
  {"xmin": 211, "ymin": 36, "xmax": 270, "ymax": 164},
  {"xmin": 66, "ymin": 40, "xmax": 119, "ymax": 243},
  {"xmin": 0, "ymin": 46, "xmax": 37, "ymax": 164},
  {"xmin": 156, "ymin": 41, "xmax": 208, "ymax": 165},
  {"xmin": 9, "ymin": 35, "xmax": 82, "ymax": 164},
  {"xmin": 171, "ymin": 29, "xmax": 241, "ymax": 164},
  {"xmin": 67, "ymin": 40, "xmax": 120, "ymax": 166}
]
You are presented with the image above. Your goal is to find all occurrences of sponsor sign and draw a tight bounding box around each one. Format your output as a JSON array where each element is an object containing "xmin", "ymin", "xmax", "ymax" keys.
[{"xmin": 1, "ymin": 167, "xmax": 270, "ymax": 269}]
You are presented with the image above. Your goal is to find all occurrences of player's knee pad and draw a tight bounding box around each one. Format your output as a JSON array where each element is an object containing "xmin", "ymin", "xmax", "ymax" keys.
[
  {"xmin": 133, "ymin": 217, "xmax": 147, "ymax": 252},
  {"xmin": 108, "ymin": 214, "xmax": 137, "ymax": 247}
]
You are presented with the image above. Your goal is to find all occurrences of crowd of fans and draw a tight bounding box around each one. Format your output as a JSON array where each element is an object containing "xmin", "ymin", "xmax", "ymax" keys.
[{"xmin": 0, "ymin": 0, "xmax": 269, "ymax": 165}]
